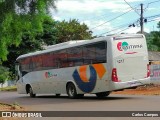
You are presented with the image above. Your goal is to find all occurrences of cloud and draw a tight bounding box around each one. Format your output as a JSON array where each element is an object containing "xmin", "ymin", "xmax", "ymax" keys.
[
  {"xmin": 53, "ymin": 16, "xmax": 62, "ymax": 21},
  {"xmin": 55, "ymin": 0, "xmax": 140, "ymax": 13},
  {"xmin": 153, "ymin": 17, "xmax": 160, "ymax": 22},
  {"xmin": 80, "ymin": 20, "xmax": 113, "ymax": 35},
  {"xmin": 51, "ymin": 0, "xmax": 156, "ymax": 36}
]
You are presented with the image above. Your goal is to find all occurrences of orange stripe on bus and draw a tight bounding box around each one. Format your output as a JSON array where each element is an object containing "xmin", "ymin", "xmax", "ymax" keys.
[
  {"xmin": 92, "ymin": 64, "xmax": 106, "ymax": 79},
  {"xmin": 79, "ymin": 65, "xmax": 89, "ymax": 82}
]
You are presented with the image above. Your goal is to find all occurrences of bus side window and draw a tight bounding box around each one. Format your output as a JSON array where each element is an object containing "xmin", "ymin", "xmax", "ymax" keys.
[
  {"xmin": 83, "ymin": 44, "xmax": 96, "ymax": 65},
  {"xmin": 95, "ymin": 42, "xmax": 107, "ymax": 63},
  {"xmin": 83, "ymin": 41, "xmax": 106, "ymax": 65},
  {"xmin": 67, "ymin": 47, "xmax": 83, "ymax": 67}
]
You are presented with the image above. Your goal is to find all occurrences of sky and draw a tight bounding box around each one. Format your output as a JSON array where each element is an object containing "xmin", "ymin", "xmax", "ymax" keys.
[{"xmin": 50, "ymin": 0, "xmax": 160, "ymax": 36}]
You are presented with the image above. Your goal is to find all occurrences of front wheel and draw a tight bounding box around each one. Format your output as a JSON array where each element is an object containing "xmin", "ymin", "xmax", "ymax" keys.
[
  {"xmin": 96, "ymin": 91, "xmax": 110, "ymax": 98},
  {"xmin": 29, "ymin": 87, "xmax": 36, "ymax": 98}
]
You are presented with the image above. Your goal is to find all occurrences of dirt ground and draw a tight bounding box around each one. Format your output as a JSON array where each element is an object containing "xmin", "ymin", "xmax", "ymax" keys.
[
  {"xmin": 0, "ymin": 103, "xmax": 25, "ymax": 120},
  {"xmin": 112, "ymin": 84, "xmax": 160, "ymax": 95},
  {"xmin": 0, "ymin": 102, "xmax": 25, "ymax": 112}
]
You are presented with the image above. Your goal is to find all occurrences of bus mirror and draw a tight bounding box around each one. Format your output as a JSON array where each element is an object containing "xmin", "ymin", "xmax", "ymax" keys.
[
  {"xmin": 15, "ymin": 75, "xmax": 19, "ymax": 81},
  {"xmin": 15, "ymin": 62, "xmax": 19, "ymax": 71},
  {"xmin": 15, "ymin": 62, "xmax": 19, "ymax": 81}
]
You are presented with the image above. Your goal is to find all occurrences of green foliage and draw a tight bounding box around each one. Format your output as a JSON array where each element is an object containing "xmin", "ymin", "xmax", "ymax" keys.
[
  {"xmin": 55, "ymin": 19, "xmax": 93, "ymax": 43},
  {"xmin": 150, "ymin": 31, "xmax": 160, "ymax": 51},
  {"xmin": 0, "ymin": 0, "xmax": 56, "ymax": 61},
  {"xmin": 39, "ymin": 16, "xmax": 58, "ymax": 45},
  {"xmin": 0, "ymin": 66, "xmax": 10, "ymax": 86},
  {"xmin": 146, "ymin": 22, "xmax": 160, "ymax": 51},
  {"xmin": 146, "ymin": 32, "xmax": 159, "ymax": 51},
  {"xmin": 2, "ymin": 16, "xmax": 57, "ymax": 75},
  {"xmin": 2, "ymin": 17, "xmax": 94, "ymax": 77}
]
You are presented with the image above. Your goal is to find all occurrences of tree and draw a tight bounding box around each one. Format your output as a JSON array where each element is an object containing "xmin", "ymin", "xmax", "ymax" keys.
[
  {"xmin": 0, "ymin": 66, "xmax": 10, "ymax": 88},
  {"xmin": 39, "ymin": 16, "xmax": 58, "ymax": 45},
  {"xmin": 151, "ymin": 31, "xmax": 160, "ymax": 51},
  {"xmin": 146, "ymin": 21, "xmax": 160, "ymax": 51},
  {"xmin": 2, "ymin": 16, "xmax": 58, "ymax": 75},
  {"xmin": 0, "ymin": 0, "xmax": 56, "ymax": 61},
  {"xmin": 2, "ymin": 18, "xmax": 93, "ymax": 77},
  {"xmin": 55, "ymin": 19, "xmax": 93, "ymax": 43},
  {"xmin": 146, "ymin": 32, "xmax": 159, "ymax": 51}
]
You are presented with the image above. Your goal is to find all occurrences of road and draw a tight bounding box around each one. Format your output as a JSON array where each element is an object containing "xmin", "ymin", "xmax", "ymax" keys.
[{"xmin": 0, "ymin": 91, "xmax": 160, "ymax": 120}]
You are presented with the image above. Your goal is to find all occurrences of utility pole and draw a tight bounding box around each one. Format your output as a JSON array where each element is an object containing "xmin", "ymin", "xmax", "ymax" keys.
[{"xmin": 140, "ymin": 3, "xmax": 144, "ymax": 34}]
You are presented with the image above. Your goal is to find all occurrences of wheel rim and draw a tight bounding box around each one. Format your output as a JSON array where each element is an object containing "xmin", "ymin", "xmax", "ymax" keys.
[
  {"xmin": 29, "ymin": 88, "xmax": 32, "ymax": 94},
  {"xmin": 69, "ymin": 86, "xmax": 74, "ymax": 96}
]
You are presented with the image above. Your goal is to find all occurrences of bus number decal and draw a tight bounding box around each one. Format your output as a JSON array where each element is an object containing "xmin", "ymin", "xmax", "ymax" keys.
[{"xmin": 117, "ymin": 59, "xmax": 124, "ymax": 63}]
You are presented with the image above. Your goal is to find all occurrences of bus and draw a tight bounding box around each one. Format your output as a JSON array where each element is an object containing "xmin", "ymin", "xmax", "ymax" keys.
[{"xmin": 15, "ymin": 34, "xmax": 150, "ymax": 98}]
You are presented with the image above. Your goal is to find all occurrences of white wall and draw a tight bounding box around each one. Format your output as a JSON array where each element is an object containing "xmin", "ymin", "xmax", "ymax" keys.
[
  {"xmin": 0, "ymin": 80, "xmax": 16, "ymax": 88},
  {"xmin": 150, "ymin": 64, "xmax": 160, "ymax": 84}
]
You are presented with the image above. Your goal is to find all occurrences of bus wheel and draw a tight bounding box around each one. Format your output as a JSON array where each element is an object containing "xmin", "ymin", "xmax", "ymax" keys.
[
  {"xmin": 29, "ymin": 87, "xmax": 36, "ymax": 98},
  {"xmin": 96, "ymin": 92, "xmax": 110, "ymax": 98},
  {"xmin": 67, "ymin": 83, "xmax": 78, "ymax": 99}
]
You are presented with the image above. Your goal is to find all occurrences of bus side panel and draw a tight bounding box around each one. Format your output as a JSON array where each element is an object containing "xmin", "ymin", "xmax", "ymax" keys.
[{"xmin": 17, "ymin": 78, "xmax": 26, "ymax": 94}]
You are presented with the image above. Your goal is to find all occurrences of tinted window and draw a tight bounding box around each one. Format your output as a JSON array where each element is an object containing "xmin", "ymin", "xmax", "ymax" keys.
[
  {"xmin": 19, "ymin": 41, "xmax": 107, "ymax": 72},
  {"xmin": 67, "ymin": 47, "xmax": 83, "ymax": 67},
  {"xmin": 95, "ymin": 42, "xmax": 106, "ymax": 63},
  {"xmin": 54, "ymin": 50, "xmax": 68, "ymax": 68},
  {"xmin": 83, "ymin": 42, "xmax": 106, "ymax": 64},
  {"xmin": 32, "ymin": 55, "xmax": 43, "ymax": 71}
]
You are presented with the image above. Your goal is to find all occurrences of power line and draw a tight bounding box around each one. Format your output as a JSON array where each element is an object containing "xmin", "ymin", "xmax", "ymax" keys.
[
  {"xmin": 116, "ymin": 27, "xmax": 130, "ymax": 34},
  {"xmin": 148, "ymin": 0, "xmax": 160, "ymax": 5},
  {"xmin": 147, "ymin": 17, "xmax": 160, "ymax": 23},
  {"xmin": 90, "ymin": 9, "xmax": 133, "ymax": 30},
  {"xmin": 99, "ymin": 20, "xmax": 137, "ymax": 36},
  {"xmin": 148, "ymin": 19, "xmax": 160, "ymax": 22},
  {"xmin": 144, "ymin": 0, "xmax": 160, "ymax": 11},
  {"xmin": 146, "ymin": 14, "xmax": 160, "ymax": 19},
  {"xmin": 123, "ymin": 0, "xmax": 140, "ymax": 16},
  {"xmin": 99, "ymin": 25, "xmax": 127, "ymax": 36}
]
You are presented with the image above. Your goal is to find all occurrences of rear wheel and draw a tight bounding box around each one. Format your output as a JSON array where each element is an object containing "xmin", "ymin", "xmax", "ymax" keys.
[
  {"xmin": 67, "ymin": 83, "xmax": 77, "ymax": 99},
  {"xmin": 96, "ymin": 91, "xmax": 110, "ymax": 98},
  {"xmin": 29, "ymin": 87, "xmax": 36, "ymax": 98}
]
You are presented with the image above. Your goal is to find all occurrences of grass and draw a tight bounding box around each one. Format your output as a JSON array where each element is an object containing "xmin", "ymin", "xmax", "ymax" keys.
[{"xmin": 0, "ymin": 86, "xmax": 17, "ymax": 91}]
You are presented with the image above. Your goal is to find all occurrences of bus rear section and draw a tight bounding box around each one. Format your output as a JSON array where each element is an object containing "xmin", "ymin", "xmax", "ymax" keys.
[{"xmin": 111, "ymin": 34, "xmax": 150, "ymax": 90}]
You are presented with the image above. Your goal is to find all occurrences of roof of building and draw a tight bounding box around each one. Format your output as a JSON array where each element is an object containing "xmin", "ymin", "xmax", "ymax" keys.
[{"xmin": 148, "ymin": 51, "xmax": 160, "ymax": 61}]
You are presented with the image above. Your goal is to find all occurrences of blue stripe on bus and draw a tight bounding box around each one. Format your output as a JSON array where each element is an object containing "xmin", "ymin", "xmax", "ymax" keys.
[{"xmin": 72, "ymin": 65, "xmax": 97, "ymax": 93}]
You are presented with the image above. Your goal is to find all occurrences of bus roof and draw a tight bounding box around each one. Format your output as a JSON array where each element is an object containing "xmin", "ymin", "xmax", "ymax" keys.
[{"xmin": 16, "ymin": 34, "xmax": 144, "ymax": 61}]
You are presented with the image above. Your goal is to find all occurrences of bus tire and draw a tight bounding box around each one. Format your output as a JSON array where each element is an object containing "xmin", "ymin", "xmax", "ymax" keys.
[
  {"xmin": 67, "ymin": 83, "xmax": 78, "ymax": 99},
  {"xmin": 96, "ymin": 91, "xmax": 110, "ymax": 98},
  {"xmin": 29, "ymin": 87, "xmax": 36, "ymax": 98}
]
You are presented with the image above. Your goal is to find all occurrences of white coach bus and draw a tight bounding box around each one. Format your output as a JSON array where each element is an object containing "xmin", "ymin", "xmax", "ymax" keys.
[{"xmin": 16, "ymin": 34, "xmax": 150, "ymax": 98}]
